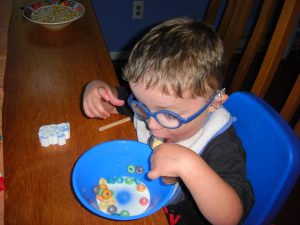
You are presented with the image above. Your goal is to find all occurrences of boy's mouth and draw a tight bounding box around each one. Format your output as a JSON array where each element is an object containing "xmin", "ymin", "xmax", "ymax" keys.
[
  {"xmin": 150, "ymin": 131, "xmax": 172, "ymax": 143},
  {"xmin": 151, "ymin": 135, "xmax": 172, "ymax": 143}
]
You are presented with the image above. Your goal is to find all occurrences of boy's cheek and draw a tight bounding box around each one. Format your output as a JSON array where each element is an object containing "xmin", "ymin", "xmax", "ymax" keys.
[
  {"xmin": 167, "ymin": 129, "xmax": 193, "ymax": 142},
  {"xmin": 168, "ymin": 118, "xmax": 207, "ymax": 142}
]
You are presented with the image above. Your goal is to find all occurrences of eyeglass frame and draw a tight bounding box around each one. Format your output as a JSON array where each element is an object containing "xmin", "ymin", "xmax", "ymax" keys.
[{"xmin": 127, "ymin": 88, "xmax": 226, "ymax": 129}]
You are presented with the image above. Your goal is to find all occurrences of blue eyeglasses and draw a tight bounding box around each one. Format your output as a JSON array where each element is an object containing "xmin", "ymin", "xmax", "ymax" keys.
[{"xmin": 127, "ymin": 88, "xmax": 225, "ymax": 129}]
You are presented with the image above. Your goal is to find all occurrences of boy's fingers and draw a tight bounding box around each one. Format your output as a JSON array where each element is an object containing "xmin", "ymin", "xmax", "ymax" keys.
[
  {"xmin": 83, "ymin": 101, "xmax": 93, "ymax": 118},
  {"xmin": 97, "ymin": 87, "xmax": 125, "ymax": 106},
  {"xmin": 97, "ymin": 87, "xmax": 110, "ymax": 100},
  {"xmin": 83, "ymin": 99, "xmax": 108, "ymax": 118},
  {"xmin": 109, "ymin": 97, "xmax": 125, "ymax": 107}
]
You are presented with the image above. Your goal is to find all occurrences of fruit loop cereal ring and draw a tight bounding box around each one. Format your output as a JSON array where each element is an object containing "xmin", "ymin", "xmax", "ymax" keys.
[
  {"xmin": 99, "ymin": 200, "xmax": 109, "ymax": 209},
  {"xmin": 120, "ymin": 210, "xmax": 130, "ymax": 216},
  {"xmin": 107, "ymin": 195, "xmax": 116, "ymax": 204},
  {"xmin": 135, "ymin": 166, "xmax": 144, "ymax": 174},
  {"xmin": 107, "ymin": 177, "xmax": 116, "ymax": 184},
  {"xmin": 127, "ymin": 165, "xmax": 136, "ymax": 174},
  {"xmin": 96, "ymin": 194, "xmax": 104, "ymax": 202},
  {"xmin": 125, "ymin": 177, "xmax": 134, "ymax": 185},
  {"xmin": 116, "ymin": 176, "xmax": 124, "ymax": 184},
  {"xmin": 102, "ymin": 189, "xmax": 113, "ymax": 199},
  {"xmin": 151, "ymin": 138, "xmax": 164, "ymax": 149},
  {"xmin": 99, "ymin": 178, "xmax": 107, "ymax": 185},
  {"xmin": 93, "ymin": 185, "xmax": 99, "ymax": 194},
  {"xmin": 136, "ymin": 184, "xmax": 147, "ymax": 192},
  {"xmin": 99, "ymin": 184, "xmax": 108, "ymax": 190},
  {"xmin": 107, "ymin": 204, "xmax": 118, "ymax": 214},
  {"xmin": 139, "ymin": 197, "xmax": 150, "ymax": 206},
  {"xmin": 98, "ymin": 188, "xmax": 103, "ymax": 195},
  {"xmin": 134, "ymin": 178, "xmax": 142, "ymax": 185}
]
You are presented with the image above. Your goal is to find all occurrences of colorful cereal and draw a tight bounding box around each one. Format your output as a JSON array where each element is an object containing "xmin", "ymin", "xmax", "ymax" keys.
[
  {"xmin": 116, "ymin": 176, "xmax": 124, "ymax": 184},
  {"xmin": 120, "ymin": 210, "xmax": 130, "ymax": 217},
  {"xmin": 125, "ymin": 177, "xmax": 134, "ymax": 185},
  {"xmin": 94, "ymin": 175, "xmax": 150, "ymax": 217},
  {"xmin": 127, "ymin": 165, "xmax": 136, "ymax": 174},
  {"xmin": 107, "ymin": 205, "xmax": 117, "ymax": 214},
  {"xmin": 139, "ymin": 197, "xmax": 150, "ymax": 206},
  {"xmin": 102, "ymin": 189, "xmax": 113, "ymax": 199},
  {"xmin": 30, "ymin": 5, "xmax": 81, "ymax": 24},
  {"xmin": 135, "ymin": 166, "xmax": 144, "ymax": 174},
  {"xmin": 136, "ymin": 184, "xmax": 147, "ymax": 192}
]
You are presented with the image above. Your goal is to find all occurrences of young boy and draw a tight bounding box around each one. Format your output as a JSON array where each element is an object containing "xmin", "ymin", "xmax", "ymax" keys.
[{"xmin": 83, "ymin": 18, "xmax": 254, "ymax": 225}]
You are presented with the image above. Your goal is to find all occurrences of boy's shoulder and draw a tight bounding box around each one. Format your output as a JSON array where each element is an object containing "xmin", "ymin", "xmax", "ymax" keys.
[
  {"xmin": 201, "ymin": 126, "xmax": 246, "ymax": 160},
  {"xmin": 210, "ymin": 125, "xmax": 242, "ymax": 145}
]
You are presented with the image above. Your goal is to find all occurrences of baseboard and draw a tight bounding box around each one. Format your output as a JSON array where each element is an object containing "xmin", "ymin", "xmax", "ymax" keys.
[{"xmin": 109, "ymin": 51, "xmax": 130, "ymax": 60}]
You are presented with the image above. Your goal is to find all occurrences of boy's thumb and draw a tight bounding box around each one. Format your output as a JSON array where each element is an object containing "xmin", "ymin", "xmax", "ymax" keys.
[
  {"xmin": 147, "ymin": 169, "xmax": 160, "ymax": 180},
  {"xmin": 109, "ymin": 97, "xmax": 125, "ymax": 107}
]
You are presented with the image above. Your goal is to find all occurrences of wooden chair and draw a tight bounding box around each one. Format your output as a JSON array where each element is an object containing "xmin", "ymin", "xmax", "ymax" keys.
[
  {"xmin": 280, "ymin": 74, "xmax": 300, "ymax": 136},
  {"xmin": 205, "ymin": 0, "xmax": 300, "ymax": 134}
]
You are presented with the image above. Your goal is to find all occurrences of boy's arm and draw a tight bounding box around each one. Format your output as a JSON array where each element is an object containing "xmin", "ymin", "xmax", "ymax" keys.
[
  {"xmin": 179, "ymin": 149, "xmax": 243, "ymax": 225},
  {"xmin": 149, "ymin": 144, "xmax": 243, "ymax": 225},
  {"xmin": 148, "ymin": 127, "xmax": 253, "ymax": 225},
  {"xmin": 199, "ymin": 127, "xmax": 254, "ymax": 223}
]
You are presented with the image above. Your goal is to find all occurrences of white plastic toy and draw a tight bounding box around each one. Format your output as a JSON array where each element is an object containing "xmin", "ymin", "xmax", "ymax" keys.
[{"xmin": 38, "ymin": 122, "xmax": 70, "ymax": 147}]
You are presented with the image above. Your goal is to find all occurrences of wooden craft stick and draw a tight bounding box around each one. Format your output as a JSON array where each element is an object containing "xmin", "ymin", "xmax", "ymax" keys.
[{"xmin": 99, "ymin": 117, "xmax": 131, "ymax": 132}]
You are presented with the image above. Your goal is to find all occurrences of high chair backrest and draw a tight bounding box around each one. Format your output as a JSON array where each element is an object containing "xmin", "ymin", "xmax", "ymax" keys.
[{"xmin": 224, "ymin": 92, "xmax": 300, "ymax": 225}]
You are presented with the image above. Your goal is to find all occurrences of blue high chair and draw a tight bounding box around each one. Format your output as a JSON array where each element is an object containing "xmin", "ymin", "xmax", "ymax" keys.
[{"xmin": 224, "ymin": 92, "xmax": 300, "ymax": 225}]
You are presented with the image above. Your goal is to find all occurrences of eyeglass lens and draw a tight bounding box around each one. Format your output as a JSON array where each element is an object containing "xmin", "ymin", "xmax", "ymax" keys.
[
  {"xmin": 156, "ymin": 113, "xmax": 180, "ymax": 128},
  {"xmin": 131, "ymin": 103, "xmax": 180, "ymax": 128}
]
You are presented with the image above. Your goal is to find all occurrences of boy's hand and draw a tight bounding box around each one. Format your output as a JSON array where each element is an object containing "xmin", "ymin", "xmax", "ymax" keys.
[
  {"xmin": 83, "ymin": 80, "xmax": 125, "ymax": 119},
  {"xmin": 148, "ymin": 143, "xmax": 197, "ymax": 180}
]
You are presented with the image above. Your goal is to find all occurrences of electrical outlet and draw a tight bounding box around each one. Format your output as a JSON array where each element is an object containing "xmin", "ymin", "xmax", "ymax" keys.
[{"xmin": 132, "ymin": 1, "xmax": 144, "ymax": 19}]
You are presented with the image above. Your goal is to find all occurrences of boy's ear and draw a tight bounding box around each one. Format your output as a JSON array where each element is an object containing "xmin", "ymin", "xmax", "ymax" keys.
[{"xmin": 208, "ymin": 94, "xmax": 229, "ymax": 112}]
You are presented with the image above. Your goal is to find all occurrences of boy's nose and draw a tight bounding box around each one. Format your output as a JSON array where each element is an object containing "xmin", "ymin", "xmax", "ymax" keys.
[{"xmin": 147, "ymin": 117, "xmax": 163, "ymax": 130}]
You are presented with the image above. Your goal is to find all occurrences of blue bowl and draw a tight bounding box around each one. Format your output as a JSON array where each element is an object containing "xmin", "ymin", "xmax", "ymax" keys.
[{"xmin": 72, "ymin": 140, "xmax": 175, "ymax": 220}]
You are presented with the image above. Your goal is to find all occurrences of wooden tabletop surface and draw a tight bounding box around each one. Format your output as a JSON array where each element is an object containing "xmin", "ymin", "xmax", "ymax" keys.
[{"xmin": 3, "ymin": 0, "xmax": 169, "ymax": 224}]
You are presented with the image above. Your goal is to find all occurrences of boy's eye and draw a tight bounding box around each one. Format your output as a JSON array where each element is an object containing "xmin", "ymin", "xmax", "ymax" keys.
[
  {"xmin": 158, "ymin": 113, "xmax": 178, "ymax": 121},
  {"xmin": 156, "ymin": 113, "xmax": 180, "ymax": 128},
  {"xmin": 165, "ymin": 114, "xmax": 177, "ymax": 120}
]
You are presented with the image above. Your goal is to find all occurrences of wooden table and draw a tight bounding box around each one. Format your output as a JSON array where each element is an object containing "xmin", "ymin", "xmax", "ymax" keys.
[
  {"xmin": 2, "ymin": 0, "xmax": 169, "ymax": 224},
  {"xmin": 1, "ymin": 0, "xmax": 13, "ymax": 222}
]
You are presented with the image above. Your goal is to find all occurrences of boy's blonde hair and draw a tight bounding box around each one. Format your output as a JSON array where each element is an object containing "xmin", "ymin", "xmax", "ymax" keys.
[{"xmin": 123, "ymin": 17, "xmax": 224, "ymax": 98}]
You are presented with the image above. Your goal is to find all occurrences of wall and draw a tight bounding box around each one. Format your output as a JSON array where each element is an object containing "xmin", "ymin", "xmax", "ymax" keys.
[
  {"xmin": 92, "ymin": 0, "xmax": 210, "ymax": 59},
  {"xmin": 91, "ymin": 0, "xmax": 273, "ymax": 59}
]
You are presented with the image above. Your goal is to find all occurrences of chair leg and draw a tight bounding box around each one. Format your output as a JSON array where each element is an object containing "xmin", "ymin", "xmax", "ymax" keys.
[
  {"xmin": 280, "ymin": 74, "xmax": 300, "ymax": 122},
  {"xmin": 251, "ymin": 0, "xmax": 300, "ymax": 97}
]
